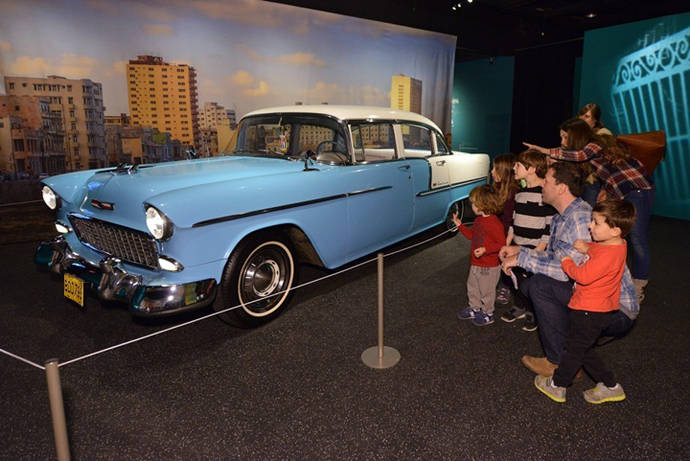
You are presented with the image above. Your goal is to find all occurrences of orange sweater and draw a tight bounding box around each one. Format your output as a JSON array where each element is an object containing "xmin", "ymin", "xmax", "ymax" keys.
[{"xmin": 561, "ymin": 242, "xmax": 627, "ymax": 312}]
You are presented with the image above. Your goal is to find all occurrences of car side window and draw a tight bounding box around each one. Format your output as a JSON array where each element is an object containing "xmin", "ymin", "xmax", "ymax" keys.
[
  {"xmin": 401, "ymin": 124, "xmax": 432, "ymax": 158},
  {"xmin": 351, "ymin": 123, "xmax": 396, "ymax": 163},
  {"xmin": 435, "ymin": 132, "xmax": 450, "ymax": 155},
  {"xmin": 298, "ymin": 124, "xmax": 348, "ymax": 164}
]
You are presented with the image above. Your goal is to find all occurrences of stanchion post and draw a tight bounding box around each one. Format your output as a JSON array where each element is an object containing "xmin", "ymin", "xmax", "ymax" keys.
[
  {"xmin": 377, "ymin": 252, "xmax": 384, "ymax": 360},
  {"xmin": 45, "ymin": 359, "xmax": 71, "ymax": 461},
  {"xmin": 361, "ymin": 253, "xmax": 401, "ymax": 369}
]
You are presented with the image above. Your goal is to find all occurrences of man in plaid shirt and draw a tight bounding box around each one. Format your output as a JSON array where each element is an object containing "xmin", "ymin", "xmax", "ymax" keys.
[{"xmin": 501, "ymin": 162, "xmax": 639, "ymax": 376}]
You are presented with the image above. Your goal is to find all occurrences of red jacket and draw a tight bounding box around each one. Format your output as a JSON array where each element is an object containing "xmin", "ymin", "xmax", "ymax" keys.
[{"xmin": 457, "ymin": 215, "xmax": 505, "ymax": 267}]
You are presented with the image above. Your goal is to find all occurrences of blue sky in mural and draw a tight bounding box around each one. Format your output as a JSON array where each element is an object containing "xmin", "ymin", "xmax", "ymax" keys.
[{"xmin": 0, "ymin": 0, "xmax": 455, "ymax": 123}]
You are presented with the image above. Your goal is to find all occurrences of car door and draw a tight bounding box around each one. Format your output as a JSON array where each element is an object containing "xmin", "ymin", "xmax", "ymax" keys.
[
  {"xmin": 398, "ymin": 123, "xmax": 450, "ymax": 231},
  {"xmin": 345, "ymin": 122, "xmax": 414, "ymax": 258}
]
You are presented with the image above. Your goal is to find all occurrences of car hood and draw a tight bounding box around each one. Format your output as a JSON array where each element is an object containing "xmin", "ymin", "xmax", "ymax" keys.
[{"xmin": 47, "ymin": 156, "xmax": 318, "ymax": 230}]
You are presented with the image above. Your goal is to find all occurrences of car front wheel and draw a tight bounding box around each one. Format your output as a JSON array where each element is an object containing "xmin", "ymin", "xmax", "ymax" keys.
[{"xmin": 214, "ymin": 233, "xmax": 296, "ymax": 327}]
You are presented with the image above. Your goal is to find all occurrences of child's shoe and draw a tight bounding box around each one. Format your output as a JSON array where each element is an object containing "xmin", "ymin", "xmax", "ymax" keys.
[
  {"xmin": 534, "ymin": 375, "xmax": 566, "ymax": 403},
  {"xmin": 496, "ymin": 286, "xmax": 511, "ymax": 305},
  {"xmin": 500, "ymin": 306, "xmax": 526, "ymax": 323},
  {"xmin": 471, "ymin": 311, "xmax": 494, "ymax": 326},
  {"xmin": 457, "ymin": 307, "xmax": 479, "ymax": 320},
  {"xmin": 583, "ymin": 383, "xmax": 626, "ymax": 404}
]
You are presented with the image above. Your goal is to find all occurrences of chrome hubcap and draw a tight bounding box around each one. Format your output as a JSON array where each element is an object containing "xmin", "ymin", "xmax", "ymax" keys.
[{"xmin": 238, "ymin": 242, "xmax": 293, "ymax": 317}]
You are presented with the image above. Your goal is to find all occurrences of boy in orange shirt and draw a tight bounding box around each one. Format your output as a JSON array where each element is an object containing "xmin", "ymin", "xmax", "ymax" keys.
[{"xmin": 534, "ymin": 199, "xmax": 636, "ymax": 404}]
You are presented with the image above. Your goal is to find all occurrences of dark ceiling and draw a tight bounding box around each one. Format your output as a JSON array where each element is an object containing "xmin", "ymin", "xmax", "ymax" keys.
[{"xmin": 269, "ymin": 0, "xmax": 690, "ymax": 59}]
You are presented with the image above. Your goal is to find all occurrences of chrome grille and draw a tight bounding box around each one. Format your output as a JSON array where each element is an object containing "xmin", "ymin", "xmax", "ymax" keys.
[{"xmin": 70, "ymin": 216, "xmax": 159, "ymax": 269}]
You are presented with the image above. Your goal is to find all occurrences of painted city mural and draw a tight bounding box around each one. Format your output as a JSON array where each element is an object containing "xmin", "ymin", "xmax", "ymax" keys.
[{"xmin": 0, "ymin": 0, "xmax": 456, "ymax": 176}]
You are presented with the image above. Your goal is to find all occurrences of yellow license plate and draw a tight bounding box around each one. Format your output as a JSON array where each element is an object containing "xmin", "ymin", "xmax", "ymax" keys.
[{"xmin": 63, "ymin": 273, "xmax": 84, "ymax": 307}]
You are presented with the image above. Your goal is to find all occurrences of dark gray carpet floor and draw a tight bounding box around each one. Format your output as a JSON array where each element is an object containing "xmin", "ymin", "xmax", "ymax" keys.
[{"xmin": 1, "ymin": 215, "xmax": 689, "ymax": 460}]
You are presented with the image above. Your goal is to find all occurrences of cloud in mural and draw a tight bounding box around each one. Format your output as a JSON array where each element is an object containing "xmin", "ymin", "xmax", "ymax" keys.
[
  {"xmin": 8, "ymin": 54, "xmax": 100, "ymax": 80},
  {"xmin": 243, "ymin": 81, "xmax": 270, "ymax": 97},
  {"xmin": 278, "ymin": 53, "xmax": 326, "ymax": 68},
  {"xmin": 143, "ymin": 24, "xmax": 174, "ymax": 36},
  {"xmin": 0, "ymin": 41, "xmax": 12, "ymax": 52},
  {"xmin": 235, "ymin": 44, "xmax": 327, "ymax": 68},
  {"xmin": 231, "ymin": 70, "xmax": 255, "ymax": 87}
]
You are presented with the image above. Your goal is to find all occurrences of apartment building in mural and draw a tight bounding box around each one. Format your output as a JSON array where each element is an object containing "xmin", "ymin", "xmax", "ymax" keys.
[
  {"xmin": 391, "ymin": 74, "xmax": 422, "ymax": 114},
  {"xmin": 0, "ymin": 95, "xmax": 66, "ymax": 175},
  {"xmin": 200, "ymin": 102, "xmax": 236, "ymax": 129},
  {"xmin": 126, "ymin": 55, "xmax": 199, "ymax": 148},
  {"xmin": 3, "ymin": 75, "xmax": 105, "ymax": 172}
]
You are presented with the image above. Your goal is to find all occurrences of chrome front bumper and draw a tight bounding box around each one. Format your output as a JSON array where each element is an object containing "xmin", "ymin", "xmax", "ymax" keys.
[{"xmin": 34, "ymin": 237, "xmax": 217, "ymax": 316}]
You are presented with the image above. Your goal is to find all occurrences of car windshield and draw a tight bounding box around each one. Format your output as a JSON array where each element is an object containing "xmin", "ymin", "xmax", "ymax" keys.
[{"xmin": 233, "ymin": 114, "xmax": 349, "ymax": 163}]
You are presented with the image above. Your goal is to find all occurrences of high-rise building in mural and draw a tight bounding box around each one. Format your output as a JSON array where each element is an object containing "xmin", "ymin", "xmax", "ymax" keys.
[
  {"xmin": 200, "ymin": 102, "xmax": 236, "ymax": 129},
  {"xmin": 391, "ymin": 74, "xmax": 422, "ymax": 114},
  {"xmin": 3, "ymin": 75, "xmax": 105, "ymax": 171},
  {"xmin": 126, "ymin": 55, "xmax": 199, "ymax": 147}
]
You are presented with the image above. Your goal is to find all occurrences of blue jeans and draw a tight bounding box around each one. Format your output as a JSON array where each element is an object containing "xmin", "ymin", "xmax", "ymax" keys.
[
  {"xmin": 523, "ymin": 274, "xmax": 634, "ymax": 364},
  {"xmin": 581, "ymin": 180, "xmax": 602, "ymax": 208},
  {"xmin": 625, "ymin": 187, "xmax": 655, "ymax": 280}
]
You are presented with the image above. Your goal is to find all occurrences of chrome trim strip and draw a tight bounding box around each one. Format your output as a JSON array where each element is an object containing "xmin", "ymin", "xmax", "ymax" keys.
[
  {"xmin": 416, "ymin": 177, "xmax": 486, "ymax": 197},
  {"xmin": 193, "ymin": 186, "xmax": 392, "ymax": 228}
]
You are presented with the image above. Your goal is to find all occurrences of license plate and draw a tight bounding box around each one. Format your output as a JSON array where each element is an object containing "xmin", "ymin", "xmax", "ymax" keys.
[{"xmin": 63, "ymin": 273, "xmax": 84, "ymax": 307}]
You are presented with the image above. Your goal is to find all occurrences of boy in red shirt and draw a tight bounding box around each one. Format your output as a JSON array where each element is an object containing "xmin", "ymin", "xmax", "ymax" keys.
[
  {"xmin": 535, "ymin": 199, "xmax": 636, "ymax": 403},
  {"xmin": 454, "ymin": 185, "xmax": 506, "ymax": 326}
]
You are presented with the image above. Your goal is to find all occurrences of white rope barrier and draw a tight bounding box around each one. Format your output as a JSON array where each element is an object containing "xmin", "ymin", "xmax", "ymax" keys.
[
  {"xmin": 0, "ymin": 199, "xmax": 42, "ymax": 208},
  {"xmin": 2, "ymin": 222, "xmax": 466, "ymax": 371},
  {"xmin": 0, "ymin": 347, "xmax": 46, "ymax": 370}
]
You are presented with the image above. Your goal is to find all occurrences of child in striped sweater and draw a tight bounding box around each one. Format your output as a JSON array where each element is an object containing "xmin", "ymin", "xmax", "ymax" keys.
[{"xmin": 500, "ymin": 149, "xmax": 556, "ymax": 331}]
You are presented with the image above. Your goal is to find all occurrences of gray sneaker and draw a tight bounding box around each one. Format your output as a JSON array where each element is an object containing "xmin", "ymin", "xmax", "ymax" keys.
[
  {"xmin": 583, "ymin": 383, "xmax": 626, "ymax": 404},
  {"xmin": 534, "ymin": 375, "xmax": 566, "ymax": 403}
]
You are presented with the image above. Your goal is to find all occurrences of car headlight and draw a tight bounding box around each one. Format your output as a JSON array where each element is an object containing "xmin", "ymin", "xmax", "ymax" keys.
[
  {"xmin": 42, "ymin": 186, "xmax": 59, "ymax": 210},
  {"xmin": 145, "ymin": 205, "xmax": 174, "ymax": 240}
]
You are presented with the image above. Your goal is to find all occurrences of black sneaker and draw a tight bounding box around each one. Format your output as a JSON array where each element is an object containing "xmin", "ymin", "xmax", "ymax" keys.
[
  {"xmin": 500, "ymin": 307, "xmax": 526, "ymax": 323},
  {"xmin": 522, "ymin": 315, "xmax": 538, "ymax": 332}
]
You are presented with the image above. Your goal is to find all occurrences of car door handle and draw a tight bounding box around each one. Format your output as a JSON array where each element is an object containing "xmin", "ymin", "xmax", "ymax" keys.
[
  {"xmin": 436, "ymin": 160, "xmax": 446, "ymax": 166},
  {"xmin": 398, "ymin": 165, "xmax": 410, "ymax": 170}
]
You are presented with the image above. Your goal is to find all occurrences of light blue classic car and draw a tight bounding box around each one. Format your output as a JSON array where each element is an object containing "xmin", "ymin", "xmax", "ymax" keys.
[{"xmin": 35, "ymin": 105, "xmax": 489, "ymax": 326}]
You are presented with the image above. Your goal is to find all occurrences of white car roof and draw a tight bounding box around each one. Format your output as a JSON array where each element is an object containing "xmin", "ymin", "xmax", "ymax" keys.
[{"xmin": 243, "ymin": 105, "xmax": 442, "ymax": 133}]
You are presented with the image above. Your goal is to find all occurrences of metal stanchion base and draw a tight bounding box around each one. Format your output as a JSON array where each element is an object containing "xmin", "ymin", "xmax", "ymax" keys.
[{"xmin": 361, "ymin": 346, "xmax": 401, "ymax": 369}]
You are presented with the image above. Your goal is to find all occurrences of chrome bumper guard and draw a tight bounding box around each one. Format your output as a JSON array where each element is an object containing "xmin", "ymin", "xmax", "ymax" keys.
[{"xmin": 34, "ymin": 236, "xmax": 216, "ymax": 316}]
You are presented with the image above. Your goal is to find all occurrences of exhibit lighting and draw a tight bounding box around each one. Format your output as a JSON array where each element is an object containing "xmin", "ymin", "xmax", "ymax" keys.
[{"xmin": 586, "ymin": 13, "xmax": 597, "ymax": 18}]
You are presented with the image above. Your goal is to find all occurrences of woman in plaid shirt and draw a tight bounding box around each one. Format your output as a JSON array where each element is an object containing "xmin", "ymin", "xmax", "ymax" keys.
[{"xmin": 524, "ymin": 118, "xmax": 655, "ymax": 302}]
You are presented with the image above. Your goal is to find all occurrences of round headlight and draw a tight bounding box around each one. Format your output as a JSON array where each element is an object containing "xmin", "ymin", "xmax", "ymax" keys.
[
  {"xmin": 42, "ymin": 186, "xmax": 58, "ymax": 210},
  {"xmin": 145, "ymin": 206, "xmax": 173, "ymax": 240}
]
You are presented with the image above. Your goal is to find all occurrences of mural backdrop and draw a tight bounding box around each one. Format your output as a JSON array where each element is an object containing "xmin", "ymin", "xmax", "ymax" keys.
[
  {"xmin": 0, "ymin": 0, "xmax": 456, "ymax": 167},
  {"xmin": 580, "ymin": 12, "xmax": 690, "ymax": 220}
]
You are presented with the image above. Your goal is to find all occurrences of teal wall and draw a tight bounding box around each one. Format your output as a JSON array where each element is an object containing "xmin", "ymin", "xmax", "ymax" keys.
[
  {"xmin": 580, "ymin": 12, "xmax": 690, "ymax": 220},
  {"xmin": 451, "ymin": 56, "xmax": 515, "ymax": 158}
]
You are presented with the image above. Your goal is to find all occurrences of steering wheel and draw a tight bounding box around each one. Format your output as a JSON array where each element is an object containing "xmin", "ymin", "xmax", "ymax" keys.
[{"xmin": 315, "ymin": 141, "xmax": 349, "ymax": 164}]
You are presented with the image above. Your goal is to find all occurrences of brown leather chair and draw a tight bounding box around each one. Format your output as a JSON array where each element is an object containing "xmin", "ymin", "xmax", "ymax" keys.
[{"xmin": 616, "ymin": 130, "xmax": 666, "ymax": 175}]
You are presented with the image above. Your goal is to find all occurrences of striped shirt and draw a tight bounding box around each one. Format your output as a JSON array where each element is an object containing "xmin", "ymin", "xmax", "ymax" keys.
[
  {"xmin": 548, "ymin": 143, "xmax": 653, "ymax": 199},
  {"xmin": 510, "ymin": 185, "xmax": 555, "ymax": 248},
  {"xmin": 517, "ymin": 197, "xmax": 639, "ymax": 319}
]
